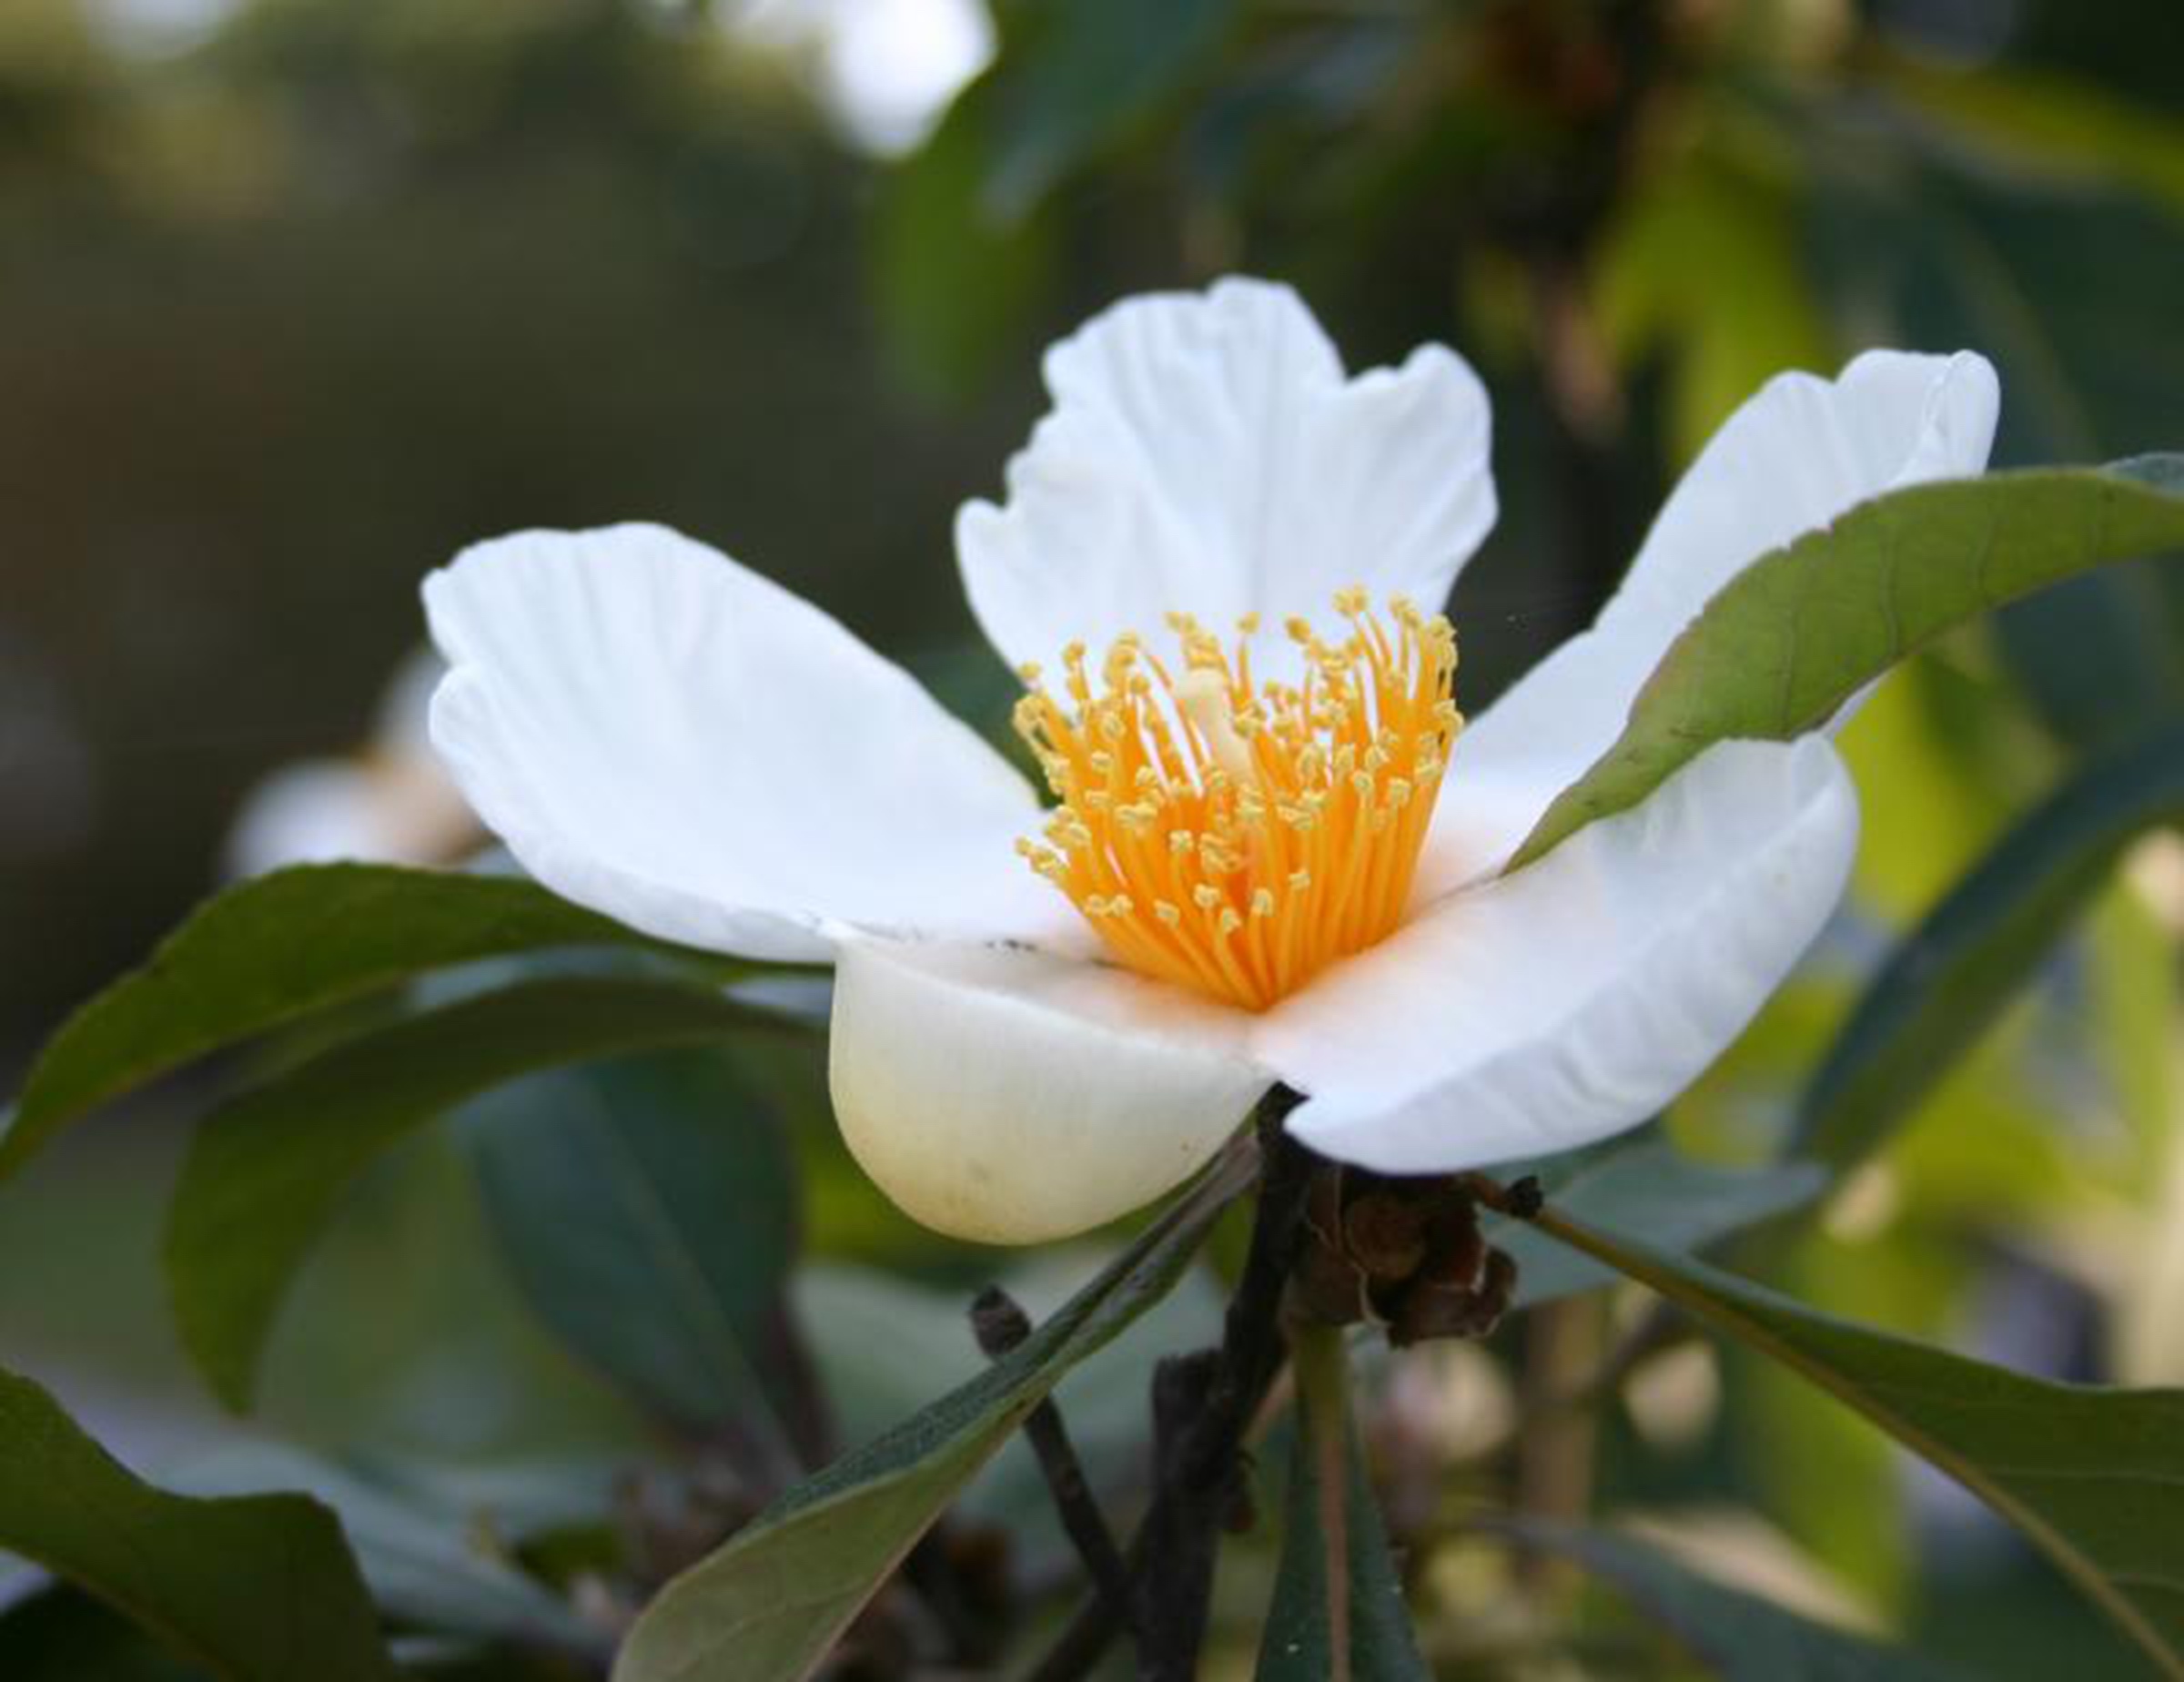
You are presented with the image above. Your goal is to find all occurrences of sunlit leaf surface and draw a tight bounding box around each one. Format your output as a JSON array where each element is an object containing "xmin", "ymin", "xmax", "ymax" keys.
[
  {"xmin": 1512, "ymin": 458, "xmax": 2184, "ymax": 869},
  {"xmin": 1532, "ymin": 1210, "xmax": 2184, "ymax": 1680}
]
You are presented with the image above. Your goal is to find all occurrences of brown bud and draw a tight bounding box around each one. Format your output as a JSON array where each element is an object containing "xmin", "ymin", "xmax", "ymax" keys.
[
  {"xmin": 1342, "ymin": 1191, "xmax": 1429, "ymax": 1281},
  {"xmin": 1385, "ymin": 1242, "xmax": 1521, "ymax": 1348},
  {"xmin": 1289, "ymin": 1164, "xmax": 1370, "ymax": 1325},
  {"xmin": 1417, "ymin": 1193, "xmax": 1486, "ymax": 1292}
]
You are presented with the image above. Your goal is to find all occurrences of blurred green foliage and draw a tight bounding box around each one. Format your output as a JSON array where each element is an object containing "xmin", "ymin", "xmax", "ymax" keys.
[{"xmin": 3, "ymin": 0, "xmax": 2183, "ymax": 1677}]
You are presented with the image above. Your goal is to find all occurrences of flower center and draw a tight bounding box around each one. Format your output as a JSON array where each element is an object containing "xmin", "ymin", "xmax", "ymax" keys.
[{"xmin": 1013, "ymin": 590, "xmax": 1461, "ymax": 1011}]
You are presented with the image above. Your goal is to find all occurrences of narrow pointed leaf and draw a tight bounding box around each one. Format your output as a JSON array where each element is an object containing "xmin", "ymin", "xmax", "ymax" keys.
[
  {"xmin": 1487, "ymin": 1132, "xmax": 1825, "ymax": 1308},
  {"xmin": 167, "ymin": 977, "xmax": 772, "ymax": 1411},
  {"xmin": 460, "ymin": 1049, "xmax": 804, "ymax": 1443},
  {"xmin": 0, "ymin": 1365, "xmax": 396, "ymax": 1682},
  {"xmin": 1504, "ymin": 1520, "xmax": 1969, "ymax": 1679},
  {"xmin": 1797, "ymin": 723, "xmax": 2184, "ymax": 1169},
  {"xmin": 2, "ymin": 865, "xmax": 672, "ymax": 1180},
  {"xmin": 612, "ymin": 1140, "xmax": 1258, "ymax": 1682},
  {"xmin": 1512, "ymin": 457, "xmax": 2184, "ymax": 869},
  {"xmin": 1258, "ymin": 1327, "xmax": 1427, "ymax": 1680},
  {"xmin": 1529, "ymin": 1206, "xmax": 2184, "ymax": 1680}
]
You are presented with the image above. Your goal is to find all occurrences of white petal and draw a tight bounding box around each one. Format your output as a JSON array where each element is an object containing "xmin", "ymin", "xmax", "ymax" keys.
[
  {"xmin": 829, "ymin": 939, "xmax": 1270, "ymax": 1243},
  {"xmin": 958, "ymin": 277, "xmax": 1495, "ymax": 678},
  {"xmin": 1257, "ymin": 735, "xmax": 1858, "ymax": 1173},
  {"xmin": 425, "ymin": 524, "xmax": 1070, "ymax": 962},
  {"xmin": 1437, "ymin": 350, "xmax": 1996, "ymax": 879}
]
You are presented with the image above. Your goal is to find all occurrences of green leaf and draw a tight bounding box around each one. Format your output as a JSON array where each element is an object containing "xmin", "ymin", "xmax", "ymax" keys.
[
  {"xmin": 166, "ymin": 976, "xmax": 772, "ymax": 1412},
  {"xmin": 873, "ymin": 78, "xmax": 1057, "ymax": 402},
  {"xmin": 1510, "ymin": 458, "xmax": 2184, "ymax": 871},
  {"xmin": 986, "ymin": 0, "xmax": 1240, "ymax": 215},
  {"xmin": 1797, "ymin": 724, "xmax": 2184, "ymax": 1170},
  {"xmin": 0, "ymin": 1364, "xmax": 396, "ymax": 1682},
  {"xmin": 794, "ymin": 1257, "xmax": 1223, "ymax": 1566},
  {"xmin": 611, "ymin": 1140, "xmax": 1258, "ymax": 1682},
  {"xmin": 1528, "ymin": 1207, "xmax": 2184, "ymax": 1680},
  {"xmin": 171, "ymin": 1444, "xmax": 608, "ymax": 1658},
  {"xmin": 1487, "ymin": 1131, "xmax": 1825, "ymax": 1309},
  {"xmin": 0, "ymin": 1586, "xmax": 209, "ymax": 1682},
  {"xmin": 1258, "ymin": 1325, "xmax": 1427, "ymax": 1680},
  {"xmin": 460, "ymin": 1048, "xmax": 804, "ymax": 1444},
  {"xmin": 2, "ymin": 865, "xmax": 667, "ymax": 1180},
  {"xmin": 1505, "ymin": 1520, "xmax": 1968, "ymax": 1679}
]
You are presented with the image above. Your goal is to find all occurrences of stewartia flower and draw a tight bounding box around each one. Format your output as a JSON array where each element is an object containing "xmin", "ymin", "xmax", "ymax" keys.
[{"xmin": 422, "ymin": 279, "xmax": 1997, "ymax": 1243}]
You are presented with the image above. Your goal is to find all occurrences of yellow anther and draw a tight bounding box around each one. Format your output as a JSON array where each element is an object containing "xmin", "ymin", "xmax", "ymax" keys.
[{"xmin": 1013, "ymin": 590, "xmax": 1459, "ymax": 1010}]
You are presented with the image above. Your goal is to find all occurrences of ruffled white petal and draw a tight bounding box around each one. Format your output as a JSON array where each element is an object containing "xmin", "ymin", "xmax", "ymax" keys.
[
  {"xmin": 829, "ymin": 939, "xmax": 1270, "ymax": 1243},
  {"xmin": 1434, "ymin": 350, "xmax": 1996, "ymax": 882},
  {"xmin": 425, "ymin": 524, "xmax": 1074, "ymax": 962},
  {"xmin": 958, "ymin": 277, "xmax": 1495, "ymax": 680},
  {"xmin": 1256, "ymin": 735, "xmax": 1858, "ymax": 1173}
]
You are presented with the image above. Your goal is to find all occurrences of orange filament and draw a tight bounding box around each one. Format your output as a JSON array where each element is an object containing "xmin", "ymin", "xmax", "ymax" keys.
[{"xmin": 1013, "ymin": 590, "xmax": 1461, "ymax": 1011}]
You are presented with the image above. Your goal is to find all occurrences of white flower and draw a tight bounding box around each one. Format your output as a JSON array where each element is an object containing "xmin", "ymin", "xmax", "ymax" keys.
[
  {"xmin": 226, "ymin": 648, "xmax": 480, "ymax": 876},
  {"xmin": 421, "ymin": 279, "xmax": 1997, "ymax": 1244}
]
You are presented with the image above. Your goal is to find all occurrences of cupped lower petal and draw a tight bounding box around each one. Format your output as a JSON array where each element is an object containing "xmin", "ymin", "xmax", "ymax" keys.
[
  {"xmin": 1259, "ymin": 735, "xmax": 1858, "ymax": 1173},
  {"xmin": 1434, "ymin": 350, "xmax": 1996, "ymax": 882},
  {"xmin": 425, "ymin": 524, "xmax": 1072, "ymax": 962},
  {"xmin": 958, "ymin": 277, "xmax": 1495, "ymax": 679},
  {"xmin": 829, "ymin": 938, "xmax": 1271, "ymax": 1243}
]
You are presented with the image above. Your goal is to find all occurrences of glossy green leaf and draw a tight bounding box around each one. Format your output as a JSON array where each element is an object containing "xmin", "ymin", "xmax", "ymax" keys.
[
  {"xmin": 2, "ymin": 865, "xmax": 667, "ymax": 1180},
  {"xmin": 1511, "ymin": 457, "xmax": 2184, "ymax": 870},
  {"xmin": 612, "ymin": 1140, "xmax": 1258, "ymax": 1682},
  {"xmin": 1529, "ymin": 1208, "xmax": 2184, "ymax": 1680},
  {"xmin": 1797, "ymin": 724, "xmax": 2184, "ymax": 1169},
  {"xmin": 1506, "ymin": 1520, "xmax": 1967, "ymax": 1679},
  {"xmin": 0, "ymin": 1365, "xmax": 395, "ymax": 1682},
  {"xmin": 1488, "ymin": 1131, "xmax": 1825, "ymax": 1309},
  {"xmin": 460, "ymin": 1048, "xmax": 804, "ymax": 1444},
  {"xmin": 1257, "ymin": 1326, "xmax": 1427, "ymax": 1680},
  {"xmin": 167, "ymin": 976, "xmax": 771, "ymax": 1412}
]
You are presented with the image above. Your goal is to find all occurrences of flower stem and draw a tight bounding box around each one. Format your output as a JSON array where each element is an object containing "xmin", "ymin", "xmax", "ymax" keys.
[
  {"xmin": 1291, "ymin": 1318, "xmax": 1355, "ymax": 1682},
  {"xmin": 1020, "ymin": 1089, "xmax": 1315, "ymax": 1681},
  {"xmin": 1133, "ymin": 1085, "xmax": 1314, "ymax": 1677},
  {"xmin": 968, "ymin": 1286, "xmax": 1133, "ymax": 1619}
]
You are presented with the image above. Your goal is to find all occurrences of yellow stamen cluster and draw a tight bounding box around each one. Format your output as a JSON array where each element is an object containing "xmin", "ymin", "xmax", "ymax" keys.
[{"xmin": 1013, "ymin": 590, "xmax": 1461, "ymax": 1011}]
